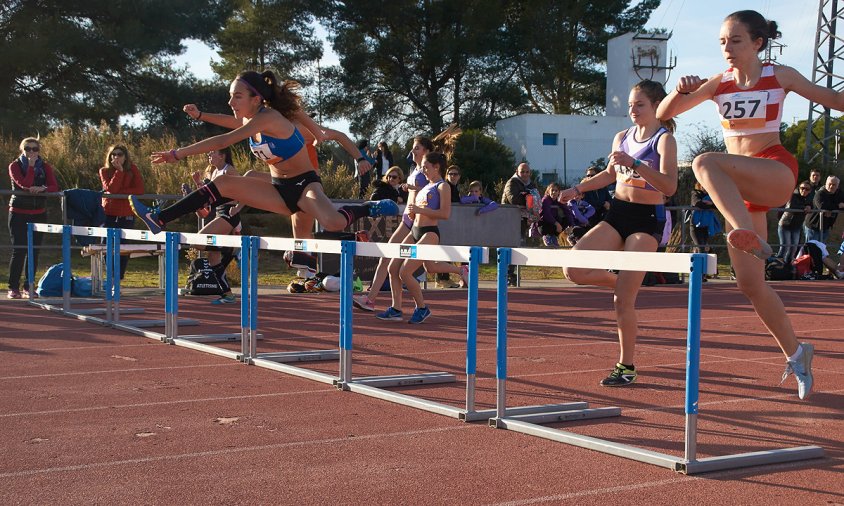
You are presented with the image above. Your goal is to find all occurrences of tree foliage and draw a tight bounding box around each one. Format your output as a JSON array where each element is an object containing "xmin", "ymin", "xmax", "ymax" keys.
[
  {"xmin": 0, "ymin": 0, "xmax": 231, "ymax": 136},
  {"xmin": 502, "ymin": 0, "xmax": 660, "ymax": 114},
  {"xmin": 319, "ymin": 0, "xmax": 659, "ymax": 138},
  {"xmin": 211, "ymin": 0, "xmax": 323, "ymax": 85},
  {"xmin": 320, "ymin": 0, "xmax": 524, "ymax": 140}
]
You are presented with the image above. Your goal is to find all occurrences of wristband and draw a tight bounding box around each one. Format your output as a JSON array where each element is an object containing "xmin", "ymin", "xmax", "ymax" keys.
[
  {"xmin": 632, "ymin": 158, "xmax": 642, "ymax": 168},
  {"xmin": 677, "ymin": 90, "xmax": 690, "ymax": 95},
  {"xmin": 356, "ymin": 156, "xmax": 366, "ymax": 163},
  {"xmin": 197, "ymin": 111, "xmax": 203, "ymax": 120},
  {"xmin": 170, "ymin": 149, "xmax": 180, "ymax": 161},
  {"xmin": 573, "ymin": 185, "xmax": 583, "ymax": 199}
]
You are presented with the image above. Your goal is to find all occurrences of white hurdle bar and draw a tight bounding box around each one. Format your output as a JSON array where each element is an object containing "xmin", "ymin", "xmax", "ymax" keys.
[
  {"xmin": 489, "ymin": 247, "xmax": 824, "ymax": 474},
  {"xmin": 336, "ymin": 241, "xmax": 492, "ymax": 421}
]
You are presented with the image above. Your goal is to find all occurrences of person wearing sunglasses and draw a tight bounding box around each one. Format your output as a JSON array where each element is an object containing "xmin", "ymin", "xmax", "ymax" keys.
[
  {"xmin": 776, "ymin": 181, "xmax": 813, "ymax": 264},
  {"xmin": 369, "ymin": 166, "xmax": 406, "ymax": 203},
  {"xmin": 7, "ymin": 138, "xmax": 60, "ymax": 299},
  {"xmin": 100, "ymin": 145, "xmax": 145, "ymax": 279}
]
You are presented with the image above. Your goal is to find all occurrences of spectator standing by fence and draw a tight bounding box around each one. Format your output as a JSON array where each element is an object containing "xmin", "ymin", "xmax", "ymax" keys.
[
  {"xmin": 582, "ymin": 166, "xmax": 612, "ymax": 225},
  {"xmin": 804, "ymin": 175, "xmax": 842, "ymax": 244},
  {"xmin": 777, "ymin": 181, "xmax": 812, "ymax": 263},
  {"xmin": 100, "ymin": 144, "xmax": 145, "ymax": 279},
  {"xmin": 689, "ymin": 181, "xmax": 721, "ymax": 256},
  {"xmin": 501, "ymin": 162, "xmax": 536, "ymax": 286},
  {"xmin": 7, "ymin": 137, "xmax": 60, "ymax": 299}
]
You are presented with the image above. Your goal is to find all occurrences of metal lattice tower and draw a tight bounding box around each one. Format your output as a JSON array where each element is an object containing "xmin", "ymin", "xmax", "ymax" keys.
[{"xmin": 804, "ymin": 0, "xmax": 844, "ymax": 167}]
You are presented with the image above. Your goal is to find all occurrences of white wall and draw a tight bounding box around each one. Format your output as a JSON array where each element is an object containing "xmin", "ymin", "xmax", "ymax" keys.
[{"xmin": 496, "ymin": 114, "xmax": 630, "ymax": 185}]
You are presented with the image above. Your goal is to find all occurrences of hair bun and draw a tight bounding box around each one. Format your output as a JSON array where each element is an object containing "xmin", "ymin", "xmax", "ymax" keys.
[{"xmin": 767, "ymin": 20, "xmax": 781, "ymax": 40}]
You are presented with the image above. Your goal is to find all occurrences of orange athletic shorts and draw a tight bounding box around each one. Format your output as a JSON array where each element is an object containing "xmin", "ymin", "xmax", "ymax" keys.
[{"xmin": 744, "ymin": 144, "xmax": 799, "ymax": 212}]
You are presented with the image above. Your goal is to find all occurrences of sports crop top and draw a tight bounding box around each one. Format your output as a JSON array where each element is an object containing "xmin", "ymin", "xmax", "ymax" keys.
[
  {"xmin": 415, "ymin": 180, "xmax": 444, "ymax": 211},
  {"xmin": 249, "ymin": 127, "xmax": 306, "ymax": 164},
  {"xmin": 402, "ymin": 166, "xmax": 431, "ymax": 227},
  {"xmin": 713, "ymin": 63, "xmax": 786, "ymax": 138},
  {"xmin": 614, "ymin": 126, "xmax": 667, "ymax": 192}
]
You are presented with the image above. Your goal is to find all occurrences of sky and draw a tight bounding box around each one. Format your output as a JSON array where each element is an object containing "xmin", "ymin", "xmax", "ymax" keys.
[{"xmin": 174, "ymin": 1, "xmax": 821, "ymax": 155}]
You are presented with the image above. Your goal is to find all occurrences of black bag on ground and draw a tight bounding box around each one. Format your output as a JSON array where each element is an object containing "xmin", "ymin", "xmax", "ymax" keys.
[
  {"xmin": 183, "ymin": 258, "xmax": 224, "ymax": 296},
  {"xmin": 765, "ymin": 257, "xmax": 795, "ymax": 281}
]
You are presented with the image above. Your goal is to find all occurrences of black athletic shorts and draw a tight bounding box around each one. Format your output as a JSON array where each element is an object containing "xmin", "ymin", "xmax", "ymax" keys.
[
  {"xmin": 411, "ymin": 225, "xmax": 440, "ymax": 242},
  {"xmin": 271, "ymin": 171, "xmax": 322, "ymax": 214},
  {"xmin": 603, "ymin": 198, "xmax": 664, "ymax": 242}
]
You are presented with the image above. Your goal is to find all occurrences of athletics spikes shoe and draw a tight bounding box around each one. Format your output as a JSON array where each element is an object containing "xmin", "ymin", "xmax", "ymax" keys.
[
  {"xmin": 375, "ymin": 306, "xmax": 403, "ymax": 321},
  {"xmin": 352, "ymin": 294, "xmax": 375, "ymax": 312},
  {"xmin": 726, "ymin": 228, "xmax": 773, "ymax": 260},
  {"xmin": 129, "ymin": 196, "xmax": 163, "ymax": 234},
  {"xmin": 600, "ymin": 363, "xmax": 637, "ymax": 387},
  {"xmin": 366, "ymin": 199, "xmax": 399, "ymax": 218},
  {"xmin": 408, "ymin": 306, "xmax": 432, "ymax": 324},
  {"xmin": 781, "ymin": 342, "xmax": 814, "ymax": 400}
]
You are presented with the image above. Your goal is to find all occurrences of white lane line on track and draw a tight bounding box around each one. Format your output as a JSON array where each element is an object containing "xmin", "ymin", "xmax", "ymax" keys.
[
  {"xmin": 0, "ymin": 343, "xmax": 158, "ymax": 354},
  {"xmin": 0, "ymin": 425, "xmax": 475, "ymax": 479},
  {"xmin": 486, "ymin": 459, "xmax": 819, "ymax": 505},
  {"xmin": 0, "ymin": 389, "xmax": 332, "ymax": 418},
  {"xmin": 0, "ymin": 363, "xmax": 238, "ymax": 380}
]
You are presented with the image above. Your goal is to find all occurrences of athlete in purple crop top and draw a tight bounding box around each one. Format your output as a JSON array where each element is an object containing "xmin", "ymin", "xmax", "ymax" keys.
[
  {"xmin": 376, "ymin": 151, "xmax": 465, "ymax": 324},
  {"xmin": 557, "ymin": 80, "xmax": 678, "ymax": 388},
  {"xmin": 131, "ymin": 69, "xmax": 397, "ymax": 236}
]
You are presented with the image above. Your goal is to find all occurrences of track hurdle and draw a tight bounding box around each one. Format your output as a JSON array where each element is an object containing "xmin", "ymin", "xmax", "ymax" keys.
[
  {"xmin": 164, "ymin": 231, "xmax": 258, "ymax": 356},
  {"xmin": 27, "ymin": 224, "xmax": 146, "ymax": 323},
  {"xmin": 336, "ymin": 242, "xmax": 493, "ymax": 421},
  {"xmin": 489, "ymin": 247, "xmax": 824, "ymax": 474},
  {"xmin": 243, "ymin": 236, "xmax": 344, "ymax": 385}
]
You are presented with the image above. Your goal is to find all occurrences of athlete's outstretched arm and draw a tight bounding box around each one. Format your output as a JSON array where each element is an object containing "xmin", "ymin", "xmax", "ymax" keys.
[
  {"xmin": 183, "ymin": 104, "xmax": 242, "ymax": 130},
  {"xmin": 657, "ymin": 74, "xmax": 720, "ymax": 121}
]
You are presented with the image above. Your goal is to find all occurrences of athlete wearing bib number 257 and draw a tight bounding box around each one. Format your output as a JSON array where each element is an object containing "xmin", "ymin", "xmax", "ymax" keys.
[
  {"xmin": 131, "ymin": 70, "xmax": 398, "ymax": 238},
  {"xmin": 657, "ymin": 10, "xmax": 844, "ymax": 400}
]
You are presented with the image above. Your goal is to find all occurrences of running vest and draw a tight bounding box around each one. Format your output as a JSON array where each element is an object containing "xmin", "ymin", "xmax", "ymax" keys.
[
  {"xmin": 713, "ymin": 63, "xmax": 786, "ymax": 138},
  {"xmin": 615, "ymin": 126, "xmax": 667, "ymax": 192}
]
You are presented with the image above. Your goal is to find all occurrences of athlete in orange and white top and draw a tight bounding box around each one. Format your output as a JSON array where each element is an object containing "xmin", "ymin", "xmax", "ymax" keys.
[{"xmin": 657, "ymin": 10, "xmax": 844, "ymax": 400}]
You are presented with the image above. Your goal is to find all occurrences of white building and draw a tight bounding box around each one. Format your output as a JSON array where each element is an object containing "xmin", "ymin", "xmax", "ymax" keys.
[{"xmin": 496, "ymin": 32, "xmax": 672, "ymax": 185}]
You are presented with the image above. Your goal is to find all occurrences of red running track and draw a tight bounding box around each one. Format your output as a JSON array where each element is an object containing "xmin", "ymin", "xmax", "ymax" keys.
[{"xmin": 1, "ymin": 280, "xmax": 842, "ymax": 504}]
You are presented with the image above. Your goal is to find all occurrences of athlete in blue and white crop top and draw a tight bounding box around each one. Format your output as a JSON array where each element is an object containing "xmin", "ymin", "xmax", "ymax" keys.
[{"xmin": 248, "ymin": 127, "xmax": 306, "ymax": 164}]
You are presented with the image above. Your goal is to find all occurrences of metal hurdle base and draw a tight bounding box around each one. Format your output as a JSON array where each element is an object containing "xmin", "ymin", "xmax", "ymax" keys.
[
  {"xmin": 177, "ymin": 333, "xmax": 263, "ymax": 344},
  {"xmin": 256, "ymin": 350, "xmax": 339, "ymax": 363},
  {"xmin": 118, "ymin": 318, "xmax": 199, "ymax": 328},
  {"xmin": 250, "ymin": 356, "xmax": 338, "ymax": 385},
  {"xmin": 489, "ymin": 417, "xmax": 824, "ymax": 475}
]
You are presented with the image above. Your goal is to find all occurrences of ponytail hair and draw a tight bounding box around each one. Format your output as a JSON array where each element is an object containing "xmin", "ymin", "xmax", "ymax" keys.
[
  {"xmin": 236, "ymin": 70, "xmax": 302, "ymax": 118},
  {"xmin": 633, "ymin": 79, "xmax": 676, "ymax": 133},
  {"xmin": 422, "ymin": 152, "xmax": 447, "ymax": 177},
  {"xmin": 725, "ymin": 10, "xmax": 781, "ymax": 52}
]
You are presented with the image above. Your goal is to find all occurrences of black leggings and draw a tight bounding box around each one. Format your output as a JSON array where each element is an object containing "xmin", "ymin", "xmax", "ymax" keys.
[{"xmin": 8, "ymin": 212, "xmax": 44, "ymax": 291}]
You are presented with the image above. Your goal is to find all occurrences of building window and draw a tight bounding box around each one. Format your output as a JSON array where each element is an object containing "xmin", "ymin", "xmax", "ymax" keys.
[{"xmin": 542, "ymin": 133, "xmax": 558, "ymax": 146}]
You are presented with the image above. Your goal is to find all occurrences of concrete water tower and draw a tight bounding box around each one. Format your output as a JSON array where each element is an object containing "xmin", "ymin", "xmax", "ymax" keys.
[{"xmin": 605, "ymin": 32, "xmax": 675, "ymax": 117}]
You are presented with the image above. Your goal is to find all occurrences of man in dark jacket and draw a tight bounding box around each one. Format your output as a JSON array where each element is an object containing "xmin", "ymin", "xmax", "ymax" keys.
[
  {"xmin": 581, "ymin": 166, "xmax": 611, "ymax": 225},
  {"xmin": 804, "ymin": 175, "xmax": 842, "ymax": 243},
  {"xmin": 501, "ymin": 163, "xmax": 536, "ymax": 286}
]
